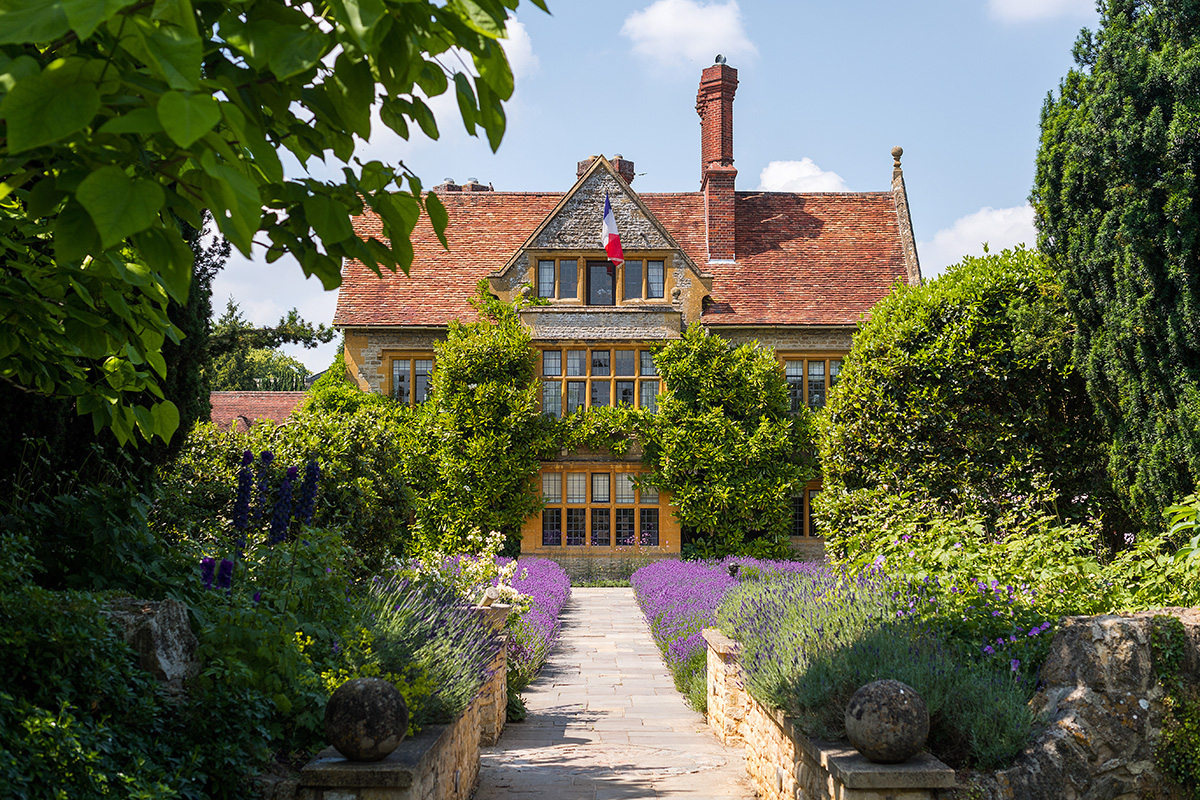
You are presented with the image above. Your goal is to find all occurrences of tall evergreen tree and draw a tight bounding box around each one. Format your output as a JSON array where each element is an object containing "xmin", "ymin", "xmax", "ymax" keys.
[{"xmin": 1032, "ymin": 0, "xmax": 1200, "ymax": 528}]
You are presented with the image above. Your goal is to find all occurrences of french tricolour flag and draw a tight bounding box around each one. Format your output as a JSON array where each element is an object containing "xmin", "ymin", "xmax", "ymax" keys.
[{"xmin": 601, "ymin": 192, "xmax": 624, "ymax": 273}]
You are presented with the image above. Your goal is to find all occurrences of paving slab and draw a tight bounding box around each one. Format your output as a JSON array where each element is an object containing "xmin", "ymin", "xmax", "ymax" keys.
[{"xmin": 474, "ymin": 587, "xmax": 756, "ymax": 799}]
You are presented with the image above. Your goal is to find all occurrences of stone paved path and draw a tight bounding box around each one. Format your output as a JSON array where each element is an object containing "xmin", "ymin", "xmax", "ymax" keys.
[{"xmin": 473, "ymin": 587, "xmax": 756, "ymax": 799}]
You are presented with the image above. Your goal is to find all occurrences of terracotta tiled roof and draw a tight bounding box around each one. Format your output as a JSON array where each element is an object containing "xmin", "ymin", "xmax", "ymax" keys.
[
  {"xmin": 209, "ymin": 392, "xmax": 306, "ymax": 430},
  {"xmin": 334, "ymin": 190, "xmax": 907, "ymax": 328},
  {"xmin": 335, "ymin": 193, "xmax": 562, "ymax": 326}
]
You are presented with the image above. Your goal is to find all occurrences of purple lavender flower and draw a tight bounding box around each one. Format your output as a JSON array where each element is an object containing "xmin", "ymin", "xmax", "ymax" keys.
[
  {"xmin": 216, "ymin": 558, "xmax": 234, "ymax": 590},
  {"xmin": 1010, "ymin": 658, "xmax": 1021, "ymax": 672},
  {"xmin": 252, "ymin": 591, "xmax": 262, "ymax": 603},
  {"xmin": 200, "ymin": 557, "xmax": 215, "ymax": 589}
]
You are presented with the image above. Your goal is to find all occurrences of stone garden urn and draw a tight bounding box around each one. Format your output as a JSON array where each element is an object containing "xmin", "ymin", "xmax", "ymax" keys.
[
  {"xmin": 324, "ymin": 677, "xmax": 408, "ymax": 762},
  {"xmin": 844, "ymin": 679, "xmax": 929, "ymax": 763}
]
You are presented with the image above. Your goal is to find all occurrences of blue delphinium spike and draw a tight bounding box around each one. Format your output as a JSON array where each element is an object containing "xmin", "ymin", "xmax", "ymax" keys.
[
  {"xmin": 268, "ymin": 466, "xmax": 296, "ymax": 545},
  {"xmin": 217, "ymin": 558, "xmax": 234, "ymax": 590},
  {"xmin": 200, "ymin": 557, "xmax": 215, "ymax": 589}
]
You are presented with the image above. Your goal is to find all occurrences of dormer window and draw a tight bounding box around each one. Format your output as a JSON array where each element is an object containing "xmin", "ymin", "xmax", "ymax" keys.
[{"xmin": 532, "ymin": 255, "xmax": 668, "ymax": 304}]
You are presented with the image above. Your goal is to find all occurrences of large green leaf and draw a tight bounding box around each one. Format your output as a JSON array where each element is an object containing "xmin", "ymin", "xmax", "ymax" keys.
[
  {"xmin": 156, "ymin": 90, "xmax": 220, "ymax": 147},
  {"xmin": 0, "ymin": 0, "xmax": 70, "ymax": 45},
  {"xmin": 63, "ymin": 0, "xmax": 138, "ymax": 40},
  {"xmin": 130, "ymin": 14, "xmax": 201, "ymax": 90},
  {"xmin": 303, "ymin": 193, "xmax": 354, "ymax": 244},
  {"xmin": 98, "ymin": 107, "xmax": 164, "ymax": 135},
  {"xmin": 76, "ymin": 166, "xmax": 166, "ymax": 248},
  {"xmin": 0, "ymin": 60, "xmax": 100, "ymax": 152}
]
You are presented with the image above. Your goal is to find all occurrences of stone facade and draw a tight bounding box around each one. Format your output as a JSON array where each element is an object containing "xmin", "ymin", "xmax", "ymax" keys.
[
  {"xmin": 718, "ymin": 327, "xmax": 856, "ymax": 352},
  {"xmin": 345, "ymin": 329, "xmax": 444, "ymax": 394},
  {"xmin": 532, "ymin": 171, "xmax": 673, "ymax": 252},
  {"xmin": 519, "ymin": 307, "xmax": 682, "ymax": 342}
]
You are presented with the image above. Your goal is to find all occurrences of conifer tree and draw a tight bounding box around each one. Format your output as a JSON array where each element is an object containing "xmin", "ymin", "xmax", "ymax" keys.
[{"xmin": 1033, "ymin": 0, "xmax": 1200, "ymax": 527}]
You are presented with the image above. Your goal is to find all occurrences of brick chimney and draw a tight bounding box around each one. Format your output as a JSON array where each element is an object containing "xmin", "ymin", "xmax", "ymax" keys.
[
  {"xmin": 696, "ymin": 59, "xmax": 738, "ymax": 261},
  {"xmin": 611, "ymin": 155, "xmax": 635, "ymax": 185}
]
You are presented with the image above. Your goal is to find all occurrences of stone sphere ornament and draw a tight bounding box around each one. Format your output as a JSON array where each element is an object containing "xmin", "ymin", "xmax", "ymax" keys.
[
  {"xmin": 324, "ymin": 678, "xmax": 409, "ymax": 762},
  {"xmin": 844, "ymin": 679, "xmax": 929, "ymax": 763}
]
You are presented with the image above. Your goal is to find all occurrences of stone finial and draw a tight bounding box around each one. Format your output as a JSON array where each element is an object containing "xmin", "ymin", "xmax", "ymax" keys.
[{"xmin": 891, "ymin": 146, "xmax": 903, "ymax": 170}]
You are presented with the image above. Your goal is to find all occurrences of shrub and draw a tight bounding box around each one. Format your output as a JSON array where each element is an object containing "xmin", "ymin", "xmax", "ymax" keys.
[
  {"xmin": 817, "ymin": 247, "xmax": 1123, "ymax": 557},
  {"xmin": 639, "ymin": 326, "xmax": 817, "ymax": 557}
]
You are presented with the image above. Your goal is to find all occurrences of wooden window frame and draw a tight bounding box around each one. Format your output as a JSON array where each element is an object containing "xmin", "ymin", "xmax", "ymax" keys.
[
  {"xmin": 778, "ymin": 354, "xmax": 845, "ymax": 412},
  {"xmin": 790, "ymin": 480, "xmax": 824, "ymax": 540},
  {"xmin": 539, "ymin": 344, "xmax": 660, "ymax": 415},
  {"xmin": 538, "ymin": 465, "xmax": 665, "ymax": 551},
  {"xmin": 385, "ymin": 351, "xmax": 436, "ymax": 407},
  {"xmin": 527, "ymin": 253, "xmax": 673, "ymax": 306}
]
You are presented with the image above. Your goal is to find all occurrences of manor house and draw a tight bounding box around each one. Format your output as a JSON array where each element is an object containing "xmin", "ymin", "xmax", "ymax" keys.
[{"xmin": 334, "ymin": 61, "xmax": 921, "ymax": 566}]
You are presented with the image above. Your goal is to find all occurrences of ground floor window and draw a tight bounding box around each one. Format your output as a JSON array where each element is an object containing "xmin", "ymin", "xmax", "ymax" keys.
[
  {"xmin": 539, "ymin": 467, "xmax": 663, "ymax": 549},
  {"xmin": 791, "ymin": 483, "xmax": 822, "ymax": 539}
]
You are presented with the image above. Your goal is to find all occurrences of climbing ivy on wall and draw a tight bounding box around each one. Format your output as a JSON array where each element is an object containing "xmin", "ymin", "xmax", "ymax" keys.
[{"xmin": 1150, "ymin": 614, "xmax": 1200, "ymax": 796}]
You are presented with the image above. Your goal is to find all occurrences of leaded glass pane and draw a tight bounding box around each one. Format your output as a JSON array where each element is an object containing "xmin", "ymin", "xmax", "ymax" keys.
[
  {"xmin": 624, "ymin": 259, "xmax": 642, "ymax": 300},
  {"xmin": 542, "ymin": 509, "xmax": 561, "ymax": 546},
  {"xmin": 414, "ymin": 359, "xmax": 432, "ymax": 403},
  {"xmin": 640, "ymin": 380, "xmax": 658, "ymax": 412},
  {"xmin": 615, "ymin": 350, "xmax": 635, "ymax": 375},
  {"xmin": 808, "ymin": 361, "xmax": 826, "ymax": 409},
  {"xmin": 591, "ymin": 472, "xmax": 610, "ymax": 503},
  {"xmin": 560, "ymin": 260, "xmax": 578, "ymax": 299},
  {"xmin": 542, "ymin": 381, "xmax": 562, "ymax": 417},
  {"xmin": 537, "ymin": 259, "xmax": 555, "ymax": 298},
  {"xmin": 640, "ymin": 484, "xmax": 659, "ymax": 504},
  {"xmin": 591, "ymin": 349, "xmax": 610, "ymax": 376},
  {"xmin": 648, "ymin": 260, "xmax": 664, "ymax": 298},
  {"xmin": 392, "ymin": 360, "xmax": 409, "ymax": 404},
  {"xmin": 616, "ymin": 380, "xmax": 635, "ymax": 407},
  {"xmin": 615, "ymin": 508, "xmax": 636, "ymax": 547},
  {"xmin": 588, "ymin": 260, "xmax": 615, "ymax": 305},
  {"xmin": 830, "ymin": 359, "xmax": 842, "ymax": 387},
  {"xmin": 542, "ymin": 473, "xmax": 561, "ymax": 504},
  {"xmin": 807, "ymin": 488, "xmax": 820, "ymax": 537},
  {"xmin": 566, "ymin": 508, "xmax": 586, "ymax": 546},
  {"xmin": 590, "ymin": 380, "xmax": 610, "ymax": 407},
  {"xmin": 566, "ymin": 381, "xmax": 586, "ymax": 414},
  {"xmin": 640, "ymin": 508, "xmax": 660, "ymax": 547},
  {"xmin": 566, "ymin": 473, "xmax": 586, "ymax": 503},
  {"xmin": 640, "ymin": 350, "xmax": 657, "ymax": 376},
  {"xmin": 790, "ymin": 495, "xmax": 805, "ymax": 538},
  {"xmin": 567, "ymin": 350, "xmax": 586, "ymax": 376},
  {"xmin": 591, "ymin": 508, "xmax": 610, "ymax": 547},
  {"xmin": 543, "ymin": 350, "xmax": 561, "ymax": 376},
  {"xmin": 615, "ymin": 474, "xmax": 635, "ymax": 504},
  {"xmin": 785, "ymin": 360, "xmax": 804, "ymax": 412}
]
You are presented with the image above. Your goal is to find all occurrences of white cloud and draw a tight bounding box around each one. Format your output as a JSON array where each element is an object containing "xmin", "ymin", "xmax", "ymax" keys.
[
  {"xmin": 621, "ymin": 0, "xmax": 757, "ymax": 70},
  {"xmin": 757, "ymin": 159, "xmax": 848, "ymax": 192},
  {"xmin": 987, "ymin": 0, "xmax": 1095, "ymax": 23},
  {"xmin": 917, "ymin": 204, "xmax": 1037, "ymax": 277},
  {"xmin": 502, "ymin": 19, "xmax": 539, "ymax": 80}
]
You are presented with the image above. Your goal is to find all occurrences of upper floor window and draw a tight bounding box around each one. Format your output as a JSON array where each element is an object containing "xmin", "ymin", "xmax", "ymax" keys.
[
  {"xmin": 532, "ymin": 256, "xmax": 667, "ymax": 305},
  {"xmin": 540, "ymin": 345, "xmax": 659, "ymax": 416},
  {"xmin": 783, "ymin": 357, "xmax": 843, "ymax": 411}
]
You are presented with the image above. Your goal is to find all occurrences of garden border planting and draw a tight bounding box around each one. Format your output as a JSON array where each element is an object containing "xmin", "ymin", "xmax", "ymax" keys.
[
  {"xmin": 289, "ymin": 631, "xmax": 507, "ymax": 800},
  {"xmin": 704, "ymin": 628, "xmax": 955, "ymax": 800}
]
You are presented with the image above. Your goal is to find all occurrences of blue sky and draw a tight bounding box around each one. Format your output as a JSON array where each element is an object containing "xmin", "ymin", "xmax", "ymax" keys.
[{"xmin": 211, "ymin": 0, "xmax": 1101, "ymax": 372}]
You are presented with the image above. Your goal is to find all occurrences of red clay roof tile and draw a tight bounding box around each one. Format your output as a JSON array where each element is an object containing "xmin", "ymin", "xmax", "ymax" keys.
[
  {"xmin": 209, "ymin": 392, "xmax": 306, "ymax": 430},
  {"xmin": 334, "ymin": 189, "xmax": 906, "ymax": 328}
]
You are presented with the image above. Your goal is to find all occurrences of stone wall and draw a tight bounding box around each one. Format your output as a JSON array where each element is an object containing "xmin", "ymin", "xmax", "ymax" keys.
[
  {"xmin": 953, "ymin": 608, "xmax": 1200, "ymax": 799},
  {"xmin": 344, "ymin": 328, "xmax": 444, "ymax": 393},
  {"xmin": 703, "ymin": 629, "xmax": 956, "ymax": 800},
  {"xmin": 715, "ymin": 327, "xmax": 855, "ymax": 352},
  {"xmin": 706, "ymin": 609, "xmax": 1200, "ymax": 800},
  {"xmin": 284, "ymin": 636, "xmax": 509, "ymax": 800}
]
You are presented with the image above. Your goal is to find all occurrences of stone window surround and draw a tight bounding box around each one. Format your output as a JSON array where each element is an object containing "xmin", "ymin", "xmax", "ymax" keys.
[
  {"xmin": 530, "ymin": 251, "xmax": 675, "ymax": 306},
  {"xmin": 778, "ymin": 352, "xmax": 845, "ymax": 412},
  {"xmin": 538, "ymin": 463, "xmax": 665, "ymax": 552},
  {"xmin": 384, "ymin": 350, "xmax": 436, "ymax": 406},
  {"xmin": 539, "ymin": 343, "xmax": 661, "ymax": 415}
]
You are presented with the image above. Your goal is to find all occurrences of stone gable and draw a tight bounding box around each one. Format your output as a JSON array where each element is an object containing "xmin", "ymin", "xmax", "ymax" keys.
[{"xmin": 532, "ymin": 170, "xmax": 674, "ymax": 252}]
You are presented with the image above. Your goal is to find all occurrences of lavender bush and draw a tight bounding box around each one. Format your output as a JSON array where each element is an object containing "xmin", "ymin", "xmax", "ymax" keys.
[
  {"xmin": 504, "ymin": 558, "xmax": 571, "ymax": 693},
  {"xmin": 718, "ymin": 569, "xmax": 1041, "ymax": 769},
  {"xmin": 630, "ymin": 557, "xmax": 822, "ymax": 711}
]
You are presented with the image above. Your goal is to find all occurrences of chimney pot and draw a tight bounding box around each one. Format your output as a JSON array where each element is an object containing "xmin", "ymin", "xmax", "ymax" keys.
[{"xmin": 577, "ymin": 155, "xmax": 600, "ymax": 181}]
